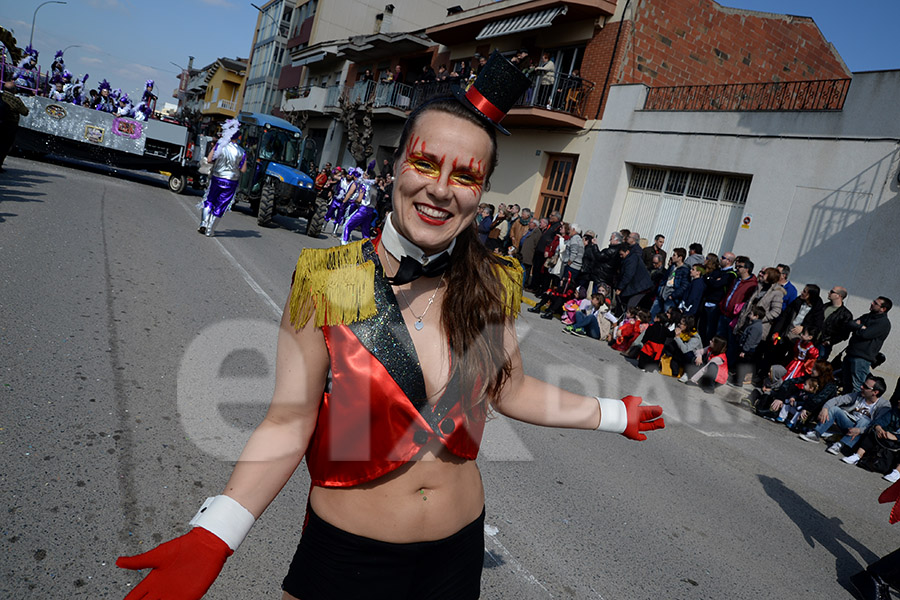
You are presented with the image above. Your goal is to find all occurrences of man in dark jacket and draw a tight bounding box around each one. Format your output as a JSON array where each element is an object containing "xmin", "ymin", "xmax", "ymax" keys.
[
  {"xmin": 615, "ymin": 244, "xmax": 653, "ymax": 315},
  {"xmin": 581, "ymin": 231, "xmax": 623, "ymax": 292},
  {"xmin": 531, "ymin": 211, "xmax": 561, "ymax": 292},
  {"xmin": 642, "ymin": 234, "xmax": 666, "ymax": 269},
  {"xmin": 518, "ymin": 219, "xmax": 542, "ymax": 289},
  {"xmin": 843, "ymin": 297, "xmax": 892, "ymax": 393},
  {"xmin": 650, "ymin": 247, "xmax": 689, "ymax": 319},
  {"xmin": 770, "ymin": 284, "xmax": 826, "ymax": 342},
  {"xmin": 820, "ymin": 286, "xmax": 853, "ymax": 359},
  {"xmin": 647, "ymin": 254, "xmax": 666, "ymax": 292},
  {"xmin": 701, "ymin": 252, "xmax": 736, "ymax": 343}
]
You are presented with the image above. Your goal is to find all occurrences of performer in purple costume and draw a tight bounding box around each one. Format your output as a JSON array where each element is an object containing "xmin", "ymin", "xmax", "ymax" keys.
[
  {"xmin": 341, "ymin": 171, "xmax": 379, "ymax": 245},
  {"xmin": 326, "ymin": 169, "xmax": 357, "ymax": 234},
  {"xmin": 334, "ymin": 167, "xmax": 364, "ymax": 235},
  {"xmin": 198, "ymin": 119, "xmax": 247, "ymax": 237}
]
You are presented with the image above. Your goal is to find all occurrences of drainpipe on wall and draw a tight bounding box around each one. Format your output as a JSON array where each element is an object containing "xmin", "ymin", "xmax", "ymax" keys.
[{"xmin": 594, "ymin": 0, "xmax": 632, "ymax": 121}]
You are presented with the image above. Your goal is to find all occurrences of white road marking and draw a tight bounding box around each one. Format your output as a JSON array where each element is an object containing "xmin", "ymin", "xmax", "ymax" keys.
[
  {"xmin": 177, "ymin": 199, "xmax": 282, "ymax": 318},
  {"xmin": 694, "ymin": 430, "xmax": 756, "ymax": 438},
  {"xmin": 483, "ymin": 525, "xmax": 554, "ymax": 598}
]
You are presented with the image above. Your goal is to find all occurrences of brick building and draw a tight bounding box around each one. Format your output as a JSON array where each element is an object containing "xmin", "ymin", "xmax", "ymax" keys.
[{"xmin": 580, "ymin": 0, "xmax": 850, "ymax": 118}]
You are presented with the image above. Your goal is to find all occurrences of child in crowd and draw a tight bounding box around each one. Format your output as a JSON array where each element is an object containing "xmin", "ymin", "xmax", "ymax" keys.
[
  {"xmin": 667, "ymin": 316, "xmax": 703, "ymax": 376},
  {"xmin": 564, "ymin": 293, "xmax": 612, "ymax": 339},
  {"xmin": 784, "ymin": 326, "xmax": 820, "ymax": 380},
  {"xmin": 561, "ymin": 287, "xmax": 588, "ymax": 325},
  {"xmin": 679, "ymin": 265, "xmax": 707, "ymax": 316},
  {"xmin": 774, "ymin": 377, "xmax": 820, "ymax": 426},
  {"xmin": 611, "ymin": 307, "xmax": 642, "ymax": 352},
  {"xmin": 637, "ymin": 312, "xmax": 671, "ymax": 372},
  {"xmin": 681, "ymin": 336, "xmax": 729, "ymax": 392}
]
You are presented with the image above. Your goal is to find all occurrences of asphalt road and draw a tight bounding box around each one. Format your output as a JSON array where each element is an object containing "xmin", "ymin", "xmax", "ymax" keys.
[{"xmin": 1, "ymin": 155, "xmax": 896, "ymax": 599}]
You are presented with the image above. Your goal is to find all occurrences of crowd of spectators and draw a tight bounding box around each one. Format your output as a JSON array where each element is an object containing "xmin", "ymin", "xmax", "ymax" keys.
[{"xmin": 501, "ymin": 219, "xmax": 896, "ymax": 480}]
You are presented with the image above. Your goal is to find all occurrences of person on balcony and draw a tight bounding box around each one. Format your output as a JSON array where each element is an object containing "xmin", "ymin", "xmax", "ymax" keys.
[
  {"xmin": 511, "ymin": 49, "xmax": 533, "ymax": 74},
  {"xmin": 535, "ymin": 52, "xmax": 556, "ymax": 108},
  {"xmin": 415, "ymin": 65, "xmax": 436, "ymax": 86}
]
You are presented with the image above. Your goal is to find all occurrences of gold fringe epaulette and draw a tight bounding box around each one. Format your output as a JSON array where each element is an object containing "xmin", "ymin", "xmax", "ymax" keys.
[
  {"xmin": 494, "ymin": 256, "xmax": 524, "ymax": 319},
  {"xmin": 289, "ymin": 241, "xmax": 376, "ymax": 329}
]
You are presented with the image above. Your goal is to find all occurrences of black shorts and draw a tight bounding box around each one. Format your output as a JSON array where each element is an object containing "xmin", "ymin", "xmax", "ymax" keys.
[{"xmin": 282, "ymin": 506, "xmax": 485, "ymax": 600}]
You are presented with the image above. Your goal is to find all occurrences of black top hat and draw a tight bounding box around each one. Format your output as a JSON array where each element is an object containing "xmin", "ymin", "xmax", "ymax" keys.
[{"xmin": 453, "ymin": 50, "xmax": 531, "ymax": 136}]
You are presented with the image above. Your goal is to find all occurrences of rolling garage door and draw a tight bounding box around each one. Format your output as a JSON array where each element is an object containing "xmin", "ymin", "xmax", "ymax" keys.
[{"xmin": 618, "ymin": 166, "xmax": 751, "ymax": 255}]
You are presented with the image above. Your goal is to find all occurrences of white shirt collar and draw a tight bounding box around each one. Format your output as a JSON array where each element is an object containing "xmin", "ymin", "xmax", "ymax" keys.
[{"xmin": 381, "ymin": 212, "xmax": 455, "ymax": 265}]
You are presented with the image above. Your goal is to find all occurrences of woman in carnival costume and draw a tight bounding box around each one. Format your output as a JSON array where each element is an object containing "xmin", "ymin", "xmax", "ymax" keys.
[
  {"xmin": 116, "ymin": 51, "xmax": 665, "ymax": 599},
  {"xmin": 340, "ymin": 168, "xmax": 380, "ymax": 245},
  {"xmin": 197, "ymin": 118, "xmax": 247, "ymax": 237}
]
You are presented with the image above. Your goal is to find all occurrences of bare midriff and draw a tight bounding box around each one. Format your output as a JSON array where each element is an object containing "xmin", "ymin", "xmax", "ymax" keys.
[{"xmin": 309, "ymin": 439, "xmax": 484, "ymax": 544}]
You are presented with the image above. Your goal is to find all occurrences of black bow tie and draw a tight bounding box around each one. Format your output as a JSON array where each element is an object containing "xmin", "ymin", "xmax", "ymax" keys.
[{"xmin": 386, "ymin": 253, "xmax": 451, "ymax": 286}]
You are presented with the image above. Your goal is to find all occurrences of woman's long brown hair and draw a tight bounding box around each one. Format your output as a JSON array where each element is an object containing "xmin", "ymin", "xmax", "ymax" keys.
[{"xmin": 394, "ymin": 97, "xmax": 514, "ymax": 416}]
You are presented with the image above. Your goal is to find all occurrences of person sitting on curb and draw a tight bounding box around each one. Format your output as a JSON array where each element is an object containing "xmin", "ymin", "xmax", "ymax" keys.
[
  {"xmin": 840, "ymin": 393, "xmax": 900, "ymax": 475},
  {"xmin": 773, "ymin": 378, "xmax": 820, "ymax": 427},
  {"xmin": 764, "ymin": 361, "xmax": 839, "ymax": 430},
  {"xmin": 799, "ymin": 375, "xmax": 890, "ymax": 455},
  {"xmin": 680, "ymin": 336, "xmax": 728, "ymax": 393},
  {"xmin": 563, "ymin": 293, "xmax": 611, "ymax": 339},
  {"xmin": 664, "ymin": 315, "xmax": 703, "ymax": 377},
  {"xmin": 749, "ymin": 365, "xmax": 788, "ymax": 413},
  {"xmin": 527, "ymin": 271, "xmax": 577, "ymax": 320},
  {"xmin": 637, "ymin": 312, "xmax": 671, "ymax": 372}
]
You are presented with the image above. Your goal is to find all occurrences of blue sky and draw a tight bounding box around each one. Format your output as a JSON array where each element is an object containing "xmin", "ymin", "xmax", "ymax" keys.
[{"xmin": 1, "ymin": 0, "xmax": 898, "ymax": 106}]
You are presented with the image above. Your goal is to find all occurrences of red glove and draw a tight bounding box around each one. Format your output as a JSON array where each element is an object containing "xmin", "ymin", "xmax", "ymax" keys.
[
  {"xmin": 596, "ymin": 395, "xmax": 665, "ymax": 441},
  {"xmin": 620, "ymin": 395, "xmax": 665, "ymax": 441},
  {"xmin": 116, "ymin": 527, "xmax": 233, "ymax": 600},
  {"xmin": 878, "ymin": 480, "xmax": 900, "ymax": 524}
]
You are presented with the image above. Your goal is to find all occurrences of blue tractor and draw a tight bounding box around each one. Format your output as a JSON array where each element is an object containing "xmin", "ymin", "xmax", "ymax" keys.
[{"xmin": 234, "ymin": 112, "xmax": 327, "ymax": 237}]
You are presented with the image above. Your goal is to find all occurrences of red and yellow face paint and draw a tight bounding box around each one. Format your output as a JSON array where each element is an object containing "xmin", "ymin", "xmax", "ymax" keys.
[{"xmin": 400, "ymin": 135, "xmax": 486, "ymax": 196}]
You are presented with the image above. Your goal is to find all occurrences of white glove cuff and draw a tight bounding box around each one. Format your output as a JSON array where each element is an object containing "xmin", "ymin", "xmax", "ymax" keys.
[
  {"xmin": 189, "ymin": 495, "xmax": 255, "ymax": 552},
  {"xmin": 596, "ymin": 397, "xmax": 627, "ymax": 434}
]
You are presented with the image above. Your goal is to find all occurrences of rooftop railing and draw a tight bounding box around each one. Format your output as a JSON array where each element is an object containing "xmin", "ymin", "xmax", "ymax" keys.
[{"xmin": 643, "ymin": 78, "xmax": 852, "ymax": 112}]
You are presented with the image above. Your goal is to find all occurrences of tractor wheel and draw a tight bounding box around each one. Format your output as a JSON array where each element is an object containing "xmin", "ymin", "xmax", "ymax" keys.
[
  {"xmin": 168, "ymin": 173, "xmax": 186, "ymax": 194},
  {"xmin": 257, "ymin": 179, "xmax": 275, "ymax": 226},
  {"xmin": 305, "ymin": 196, "xmax": 329, "ymax": 238}
]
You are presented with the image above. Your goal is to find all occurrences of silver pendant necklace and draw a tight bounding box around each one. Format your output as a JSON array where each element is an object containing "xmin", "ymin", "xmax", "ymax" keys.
[{"xmin": 396, "ymin": 273, "xmax": 445, "ymax": 331}]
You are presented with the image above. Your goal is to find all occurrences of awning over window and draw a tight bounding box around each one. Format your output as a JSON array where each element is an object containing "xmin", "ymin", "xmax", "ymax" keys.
[{"xmin": 475, "ymin": 6, "xmax": 568, "ymax": 40}]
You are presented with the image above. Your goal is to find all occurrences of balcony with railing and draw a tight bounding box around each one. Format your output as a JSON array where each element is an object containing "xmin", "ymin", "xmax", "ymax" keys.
[
  {"xmin": 282, "ymin": 85, "xmax": 330, "ymax": 113},
  {"xmin": 304, "ymin": 72, "xmax": 595, "ymax": 127},
  {"xmin": 643, "ymin": 78, "xmax": 852, "ymax": 112},
  {"xmin": 323, "ymin": 79, "xmax": 416, "ymax": 113},
  {"xmin": 408, "ymin": 73, "xmax": 594, "ymax": 127},
  {"xmin": 202, "ymin": 98, "xmax": 239, "ymax": 115}
]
